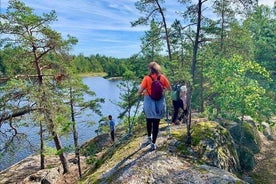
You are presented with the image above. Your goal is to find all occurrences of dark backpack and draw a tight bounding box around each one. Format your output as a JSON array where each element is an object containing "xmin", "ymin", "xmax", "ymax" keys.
[{"xmin": 149, "ymin": 75, "xmax": 163, "ymax": 100}]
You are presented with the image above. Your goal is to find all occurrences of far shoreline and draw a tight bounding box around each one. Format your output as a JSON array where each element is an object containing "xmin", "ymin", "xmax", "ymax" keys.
[
  {"xmin": 78, "ymin": 72, "xmax": 122, "ymax": 80},
  {"xmin": 78, "ymin": 72, "xmax": 107, "ymax": 77}
]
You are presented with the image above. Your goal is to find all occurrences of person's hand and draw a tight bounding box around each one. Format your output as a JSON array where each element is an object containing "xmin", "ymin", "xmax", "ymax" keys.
[{"xmin": 183, "ymin": 103, "xmax": 187, "ymax": 110}]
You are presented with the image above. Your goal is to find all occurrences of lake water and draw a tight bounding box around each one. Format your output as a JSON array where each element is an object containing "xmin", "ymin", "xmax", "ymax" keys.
[{"xmin": 0, "ymin": 77, "xmax": 123, "ymax": 171}]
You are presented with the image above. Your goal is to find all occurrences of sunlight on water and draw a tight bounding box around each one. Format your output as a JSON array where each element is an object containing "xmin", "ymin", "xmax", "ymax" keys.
[{"xmin": 0, "ymin": 77, "xmax": 123, "ymax": 171}]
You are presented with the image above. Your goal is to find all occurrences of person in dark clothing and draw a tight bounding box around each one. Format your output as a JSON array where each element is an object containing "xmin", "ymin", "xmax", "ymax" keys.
[
  {"xmin": 108, "ymin": 115, "xmax": 115, "ymax": 142},
  {"xmin": 171, "ymin": 84, "xmax": 188, "ymax": 125}
]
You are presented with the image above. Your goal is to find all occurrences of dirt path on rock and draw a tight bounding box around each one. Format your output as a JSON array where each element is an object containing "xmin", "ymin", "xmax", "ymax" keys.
[{"xmin": 249, "ymin": 129, "xmax": 276, "ymax": 184}]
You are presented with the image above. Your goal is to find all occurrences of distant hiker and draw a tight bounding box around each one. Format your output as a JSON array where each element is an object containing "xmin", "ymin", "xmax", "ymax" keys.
[
  {"xmin": 108, "ymin": 115, "xmax": 115, "ymax": 142},
  {"xmin": 138, "ymin": 61, "xmax": 171, "ymax": 150},
  {"xmin": 171, "ymin": 81, "xmax": 188, "ymax": 125}
]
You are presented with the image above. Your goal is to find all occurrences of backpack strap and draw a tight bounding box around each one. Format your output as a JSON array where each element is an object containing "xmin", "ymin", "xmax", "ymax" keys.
[
  {"xmin": 148, "ymin": 74, "xmax": 161, "ymax": 81},
  {"xmin": 148, "ymin": 74, "xmax": 153, "ymax": 81},
  {"xmin": 147, "ymin": 75, "xmax": 153, "ymax": 95}
]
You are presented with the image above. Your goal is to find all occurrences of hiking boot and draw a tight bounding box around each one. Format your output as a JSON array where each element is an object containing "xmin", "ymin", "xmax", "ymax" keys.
[
  {"xmin": 147, "ymin": 136, "xmax": 152, "ymax": 144},
  {"xmin": 182, "ymin": 115, "xmax": 188, "ymax": 124},
  {"xmin": 151, "ymin": 143, "xmax": 156, "ymax": 150},
  {"xmin": 140, "ymin": 136, "xmax": 152, "ymax": 148}
]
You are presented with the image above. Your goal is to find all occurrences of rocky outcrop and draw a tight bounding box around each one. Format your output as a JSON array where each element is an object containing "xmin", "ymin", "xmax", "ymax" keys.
[
  {"xmin": 0, "ymin": 154, "xmax": 88, "ymax": 184},
  {"xmin": 96, "ymin": 150, "xmax": 247, "ymax": 184},
  {"xmin": 3, "ymin": 117, "xmax": 274, "ymax": 183},
  {"xmin": 262, "ymin": 121, "xmax": 275, "ymax": 140},
  {"xmin": 191, "ymin": 121, "xmax": 240, "ymax": 172},
  {"xmin": 81, "ymin": 123, "xmax": 246, "ymax": 183},
  {"xmin": 229, "ymin": 121, "xmax": 261, "ymax": 171},
  {"xmin": 23, "ymin": 167, "xmax": 61, "ymax": 184}
]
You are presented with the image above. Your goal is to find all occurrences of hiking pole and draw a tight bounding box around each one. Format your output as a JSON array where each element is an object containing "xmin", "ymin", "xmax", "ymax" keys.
[
  {"xmin": 165, "ymin": 94, "xmax": 171, "ymax": 137},
  {"xmin": 110, "ymin": 96, "xmax": 141, "ymax": 150},
  {"xmin": 128, "ymin": 95, "xmax": 141, "ymax": 137}
]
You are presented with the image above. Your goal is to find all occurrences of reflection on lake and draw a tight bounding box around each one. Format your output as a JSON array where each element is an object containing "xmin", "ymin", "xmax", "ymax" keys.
[{"xmin": 0, "ymin": 77, "xmax": 122, "ymax": 171}]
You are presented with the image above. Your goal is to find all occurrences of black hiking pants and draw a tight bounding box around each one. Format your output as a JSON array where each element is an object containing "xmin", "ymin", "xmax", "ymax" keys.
[
  {"xmin": 172, "ymin": 99, "xmax": 188, "ymax": 124},
  {"xmin": 146, "ymin": 118, "xmax": 160, "ymax": 144},
  {"xmin": 110, "ymin": 130, "xmax": 115, "ymax": 142}
]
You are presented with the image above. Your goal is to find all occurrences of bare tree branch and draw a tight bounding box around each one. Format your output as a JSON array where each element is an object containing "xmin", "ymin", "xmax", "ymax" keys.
[{"xmin": 0, "ymin": 106, "xmax": 38, "ymax": 123}]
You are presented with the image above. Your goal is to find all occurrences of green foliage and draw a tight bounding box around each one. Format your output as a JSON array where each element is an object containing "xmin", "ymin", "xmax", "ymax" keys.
[
  {"xmin": 126, "ymin": 56, "xmax": 149, "ymax": 79},
  {"xmin": 243, "ymin": 5, "xmax": 276, "ymax": 92},
  {"xmin": 81, "ymin": 142, "xmax": 96, "ymax": 156},
  {"xmin": 56, "ymin": 116, "xmax": 73, "ymax": 135},
  {"xmin": 205, "ymin": 55, "xmax": 274, "ymax": 124},
  {"xmin": 116, "ymin": 76, "xmax": 140, "ymax": 135},
  {"xmin": 0, "ymin": 1, "xmax": 91, "ymax": 172},
  {"xmin": 191, "ymin": 122, "xmax": 216, "ymax": 146},
  {"xmin": 221, "ymin": 22, "xmax": 255, "ymax": 60},
  {"xmin": 244, "ymin": 5, "xmax": 276, "ymax": 62},
  {"xmin": 44, "ymin": 146, "xmax": 58, "ymax": 156},
  {"xmin": 0, "ymin": 50, "xmax": 5, "ymax": 75},
  {"xmin": 166, "ymin": 59, "xmax": 191, "ymax": 83},
  {"xmin": 140, "ymin": 19, "xmax": 163, "ymax": 61},
  {"xmin": 97, "ymin": 123, "xmax": 109, "ymax": 135},
  {"xmin": 131, "ymin": 0, "xmax": 165, "ymax": 26}
]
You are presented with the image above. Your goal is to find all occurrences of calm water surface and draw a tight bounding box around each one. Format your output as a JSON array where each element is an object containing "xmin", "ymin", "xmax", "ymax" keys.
[{"xmin": 0, "ymin": 77, "xmax": 122, "ymax": 171}]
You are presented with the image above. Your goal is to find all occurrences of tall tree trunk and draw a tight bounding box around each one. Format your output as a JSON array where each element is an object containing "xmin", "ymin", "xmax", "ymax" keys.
[
  {"xmin": 155, "ymin": 0, "xmax": 172, "ymax": 61},
  {"xmin": 53, "ymin": 133, "xmax": 69, "ymax": 173},
  {"xmin": 72, "ymin": 122, "xmax": 81, "ymax": 178},
  {"xmin": 187, "ymin": 0, "xmax": 202, "ymax": 145},
  {"xmin": 70, "ymin": 87, "xmax": 82, "ymax": 178},
  {"xmin": 39, "ymin": 121, "xmax": 45, "ymax": 169},
  {"xmin": 220, "ymin": 0, "xmax": 226, "ymax": 51},
  {"xmin": 33, "ymin": 47, "xmax": 69, "ymax": 173},
  {"xmin": 47, "ymin": 116, "xmax": 69, "ymax": 173},
  {"xmin": 200, "ymin": 59, "xmax": 204, "ymax": 112},
  {"xmin": 43, "ymin": 95, "xmax": 69, "ymax": 173}
]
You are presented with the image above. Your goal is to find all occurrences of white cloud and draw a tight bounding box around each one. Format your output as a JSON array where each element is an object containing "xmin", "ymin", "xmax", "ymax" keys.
[
  {"xmin": 259, "ymin": 0, "xmax": 275, "ymax": 7},
  {"xmin": 1, "ymin": 0, "xmax": 146, "ymax": 58},
  {"xmin": 1, "ymin": 0, "xmax": 275, "ymax": 58}
]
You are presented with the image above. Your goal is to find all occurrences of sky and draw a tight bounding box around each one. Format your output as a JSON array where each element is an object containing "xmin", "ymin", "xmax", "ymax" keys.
[{"xmin": 1, "ymin": 0, "xmax": 274, "ymax": 58}]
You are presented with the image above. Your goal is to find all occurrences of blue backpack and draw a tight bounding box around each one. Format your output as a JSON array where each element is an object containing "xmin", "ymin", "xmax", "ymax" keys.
[{"xmin": 149, "ymin": 75, "xmax": 163, "ymax": 100}]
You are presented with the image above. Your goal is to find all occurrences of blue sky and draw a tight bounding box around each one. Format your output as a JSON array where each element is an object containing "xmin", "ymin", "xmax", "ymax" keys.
[{"xmin": 1, "ymin": 0, "xmax": 274, "ymax": 58}]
